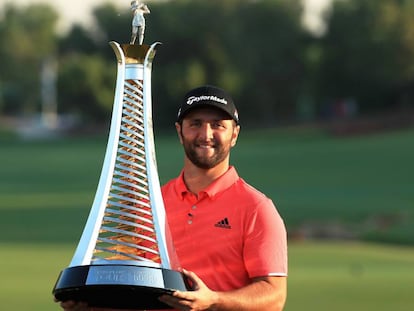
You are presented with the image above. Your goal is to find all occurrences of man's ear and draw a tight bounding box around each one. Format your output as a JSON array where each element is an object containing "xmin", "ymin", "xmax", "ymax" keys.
[
  {"xmin": 175, "ymin": 122, "xmax": 183, "ymax": 144},
  {"xmin": 231, "ymin": 125, "xmax": 240, "ymax": 147}
]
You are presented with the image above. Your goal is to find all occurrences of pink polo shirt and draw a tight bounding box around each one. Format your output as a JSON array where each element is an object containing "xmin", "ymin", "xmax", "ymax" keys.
[{"xmin": 162, "ymin": 166, "xmax": 287, "ymax": 292}]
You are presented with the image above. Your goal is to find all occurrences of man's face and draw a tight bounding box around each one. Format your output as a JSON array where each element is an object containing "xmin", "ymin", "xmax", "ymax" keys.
[{"xmin": 176, "ymin": 107, "xmax": 240, "ymax": 169}]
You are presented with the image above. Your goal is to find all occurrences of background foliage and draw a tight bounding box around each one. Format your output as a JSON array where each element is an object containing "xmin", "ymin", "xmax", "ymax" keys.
[{"xmin": 1, "ymin": 0, "xmax": 414, "ymax": 127}]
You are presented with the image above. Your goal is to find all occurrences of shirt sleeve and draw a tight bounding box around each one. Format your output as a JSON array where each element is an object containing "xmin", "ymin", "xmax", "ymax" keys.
[{"xmin": 243, "ymin": 198, "xmax": 288, "ymax": 278}]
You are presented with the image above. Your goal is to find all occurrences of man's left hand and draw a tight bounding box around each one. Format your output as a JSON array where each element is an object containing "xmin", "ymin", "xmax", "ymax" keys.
[{"xmin": 159, "ymin": 269, "xmax": 219, "ymax": 311}]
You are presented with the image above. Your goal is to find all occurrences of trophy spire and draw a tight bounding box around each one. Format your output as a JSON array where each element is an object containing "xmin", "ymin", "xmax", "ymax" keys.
[
  {"xmin": 53, "ymin": 2, "xmax": 190, "ymax": 309},
  {"xmin": 130, "ymin": 0, "xmax": 150, "ymax": 45}
]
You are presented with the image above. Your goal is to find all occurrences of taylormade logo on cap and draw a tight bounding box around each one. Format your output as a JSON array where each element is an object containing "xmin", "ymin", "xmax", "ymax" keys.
[
  {"xmin": 186, "ymin": 95, "xmax": 228, "ymax": 106},
  {"xmin": 177, "ymin": 85, "xmax": 240, "ymax": 124}
]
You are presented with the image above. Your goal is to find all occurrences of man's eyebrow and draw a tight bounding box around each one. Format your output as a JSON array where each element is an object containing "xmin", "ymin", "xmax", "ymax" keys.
[{"xmin": 189, "ymin": 118, "xmax": 227, "ymax": 122}]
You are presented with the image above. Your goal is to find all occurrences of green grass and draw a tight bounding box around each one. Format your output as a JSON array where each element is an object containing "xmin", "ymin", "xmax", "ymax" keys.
[
  {"xmin": 286, "ymin": 242, "xmax": 414, "ymax": 311},
  {"xmin": 0, "ymin": 126, "xmax": 413, "ymax": 310},
  {"xmin": 1, "ymin": 242, "xmax": 413, "ymax": 310},
  {"xmin": 0, "ymin": 244, "xmax": 74, "ymax": 310},
  {"xmin": 0, "ymin": 127, "xmax": 413, "ymax": 243},
  {"xmin": 1, "ymin": 127, "xmax": 413, "ymax": 242},
  {"xmin": 233, "ymin": 127, "xmax": 414, "ymax": 243},
  {"xmin": 234, "ymin": 127, "xmax": 413, "ymax": 219}
]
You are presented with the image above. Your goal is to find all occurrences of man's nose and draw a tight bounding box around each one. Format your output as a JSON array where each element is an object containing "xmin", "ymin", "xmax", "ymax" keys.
[{"xmin": 199, "ymin": 123, "xmax": 214, "ymax": 139}]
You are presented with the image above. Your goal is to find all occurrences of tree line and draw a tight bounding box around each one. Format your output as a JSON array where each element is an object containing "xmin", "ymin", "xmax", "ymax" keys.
[{"xmin": 1, "ymin": 0, "xmax": 413, "ymax": 129}]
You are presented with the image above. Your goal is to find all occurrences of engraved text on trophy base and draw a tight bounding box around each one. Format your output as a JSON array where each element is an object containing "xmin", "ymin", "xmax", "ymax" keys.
[{"xmin": 86, "ymin": 265, "xmax": 164, "ymax": 288}]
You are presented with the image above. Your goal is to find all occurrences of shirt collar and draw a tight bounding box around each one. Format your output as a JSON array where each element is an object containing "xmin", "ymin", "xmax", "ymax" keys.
[{"xmin": 175, "ymin": 166, "xmax": 239, "ymax": 200}]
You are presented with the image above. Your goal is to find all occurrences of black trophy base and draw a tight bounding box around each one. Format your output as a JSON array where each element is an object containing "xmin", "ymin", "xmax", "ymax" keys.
[{"xmin": 53, "ymin": 264, "xmax": 190, "ymax": 309}]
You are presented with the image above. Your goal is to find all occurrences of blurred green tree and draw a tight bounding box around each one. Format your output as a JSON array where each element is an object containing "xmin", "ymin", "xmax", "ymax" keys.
[
  {"xmin": 317, "ymin": 0, "xmax": 414, "ymax": 116},
  {"xmin": 0, "ymin": 3, "xmax": 58, "ymax": 115},
  {"xmin": 58, "ymin": 53, "xmax": 115, "ymax": 122},
  {"xmin": 2, "ymin": 0, "xmax": 413, "ymax": 127},
  {"xmin": 56, "ymin": 3, "xmax": 122, "ymax": 122},
  {"xmin": 144, "ymin": 0, "xmax": 307, "ymax": 127}
]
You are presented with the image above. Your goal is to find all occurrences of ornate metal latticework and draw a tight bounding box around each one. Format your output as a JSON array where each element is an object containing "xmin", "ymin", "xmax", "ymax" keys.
[
  {"xmin": 95, "ymin": 78, "xmax": 160, "ymax": 263},
  {"xmin": 69, "ymin": 42, "xmax": 178, "ymax": 270}
]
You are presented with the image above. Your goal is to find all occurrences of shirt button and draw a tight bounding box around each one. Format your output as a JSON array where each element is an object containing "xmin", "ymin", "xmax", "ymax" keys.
[
  {"xmin": 188, "ymin": 220, "xmax": 193, "ymax": 224},
  {"xmin": 192, "ymin": 205, "xmax": 197, "ymax": 210}
]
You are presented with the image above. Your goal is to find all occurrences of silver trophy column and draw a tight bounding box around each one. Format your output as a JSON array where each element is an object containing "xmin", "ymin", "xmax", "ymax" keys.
[{"xmin": 53, "ymin": 3, "xmax": 189, "ymax": 309}]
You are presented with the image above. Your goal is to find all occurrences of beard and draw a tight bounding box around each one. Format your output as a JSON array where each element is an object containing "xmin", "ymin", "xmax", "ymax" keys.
[{"xmin": 181, "ymin": 135, "xmax": 231, "ymax": 169}]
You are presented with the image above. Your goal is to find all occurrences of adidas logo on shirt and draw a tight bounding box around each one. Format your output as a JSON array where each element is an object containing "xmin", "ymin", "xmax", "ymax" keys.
[{"xmin": 215, "ymin": 217, "xmax": 232, "ymax": 229}]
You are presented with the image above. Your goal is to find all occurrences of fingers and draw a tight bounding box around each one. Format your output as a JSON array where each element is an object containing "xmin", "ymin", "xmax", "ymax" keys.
[
  {"xmin": 57, "ymin": 300, "xmax": 88, "ymax": 311},
  {"xmin": 182, "ymin": 269, "xmax": 203, "ymax": 291},
  {"xmin": 159, "ymin": 293, "xmax": 193, "ymax": 310}
]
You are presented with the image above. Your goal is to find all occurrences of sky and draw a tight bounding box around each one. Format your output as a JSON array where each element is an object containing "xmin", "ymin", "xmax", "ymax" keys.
[{"xmin": 3, "ymin": 0, "xmax": 332, "ymax": 35}]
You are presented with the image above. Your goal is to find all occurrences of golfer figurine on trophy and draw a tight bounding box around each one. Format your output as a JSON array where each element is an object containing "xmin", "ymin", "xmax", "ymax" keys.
[
  {"xmin": 130, "ymin": 0, "xmax": 150, "ymax": 45},
  {"xmin": 53, "ymin": 1, "xmax": 190, "ymax": 309}
]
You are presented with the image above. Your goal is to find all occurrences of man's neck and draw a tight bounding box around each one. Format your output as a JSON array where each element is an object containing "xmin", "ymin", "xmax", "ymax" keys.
[{"xmin": 182, "ymin": 160, "xmax": 229, "ymax": 195}]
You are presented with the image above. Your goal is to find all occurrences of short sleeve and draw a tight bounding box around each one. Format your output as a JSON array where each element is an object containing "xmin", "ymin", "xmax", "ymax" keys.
[{"xmin": 243, "ymin": 198, "xmax": 288, "ymax": 278}]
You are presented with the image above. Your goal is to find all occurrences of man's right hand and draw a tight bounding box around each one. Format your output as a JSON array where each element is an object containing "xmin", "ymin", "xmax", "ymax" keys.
[
  {"xmin": 56, "ymin": 299, "xmax": 148, "ymax": 311},
  {"xmin": 56, "ymin": 299, "xmax": 89, "ymax": 311}
]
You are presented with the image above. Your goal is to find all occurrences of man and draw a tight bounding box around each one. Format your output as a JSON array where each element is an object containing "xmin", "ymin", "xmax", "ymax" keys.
[{"xmin": 58, "ymin": 85, "xmax": 287, "ymax": 311}]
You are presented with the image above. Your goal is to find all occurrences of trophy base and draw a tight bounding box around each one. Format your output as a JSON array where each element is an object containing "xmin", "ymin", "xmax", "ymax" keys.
[{"xmin": 53, "ymin": 264, "xmax": 190, "ymax": 309}]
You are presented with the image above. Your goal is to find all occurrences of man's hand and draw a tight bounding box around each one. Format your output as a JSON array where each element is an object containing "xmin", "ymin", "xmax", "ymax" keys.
[
  {"xmin": 55, "ymin": 299, "xmax": 89, "ymax": 311},
  {"xmin": 159, "ymin": 270, "xmax": 287, "ymax": 311},
  {"xmin": 55, "ymin": 298, "xmax": 148, "ymax": 311},
  {"xmin": 158, "ymin": 269, "xmax": 219, "ymax": 311}
]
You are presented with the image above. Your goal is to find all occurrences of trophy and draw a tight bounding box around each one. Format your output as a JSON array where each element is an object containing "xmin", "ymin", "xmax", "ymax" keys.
[{"xmin": 53, "ymin": 1, "xmax": 189, "ymax": 309}]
